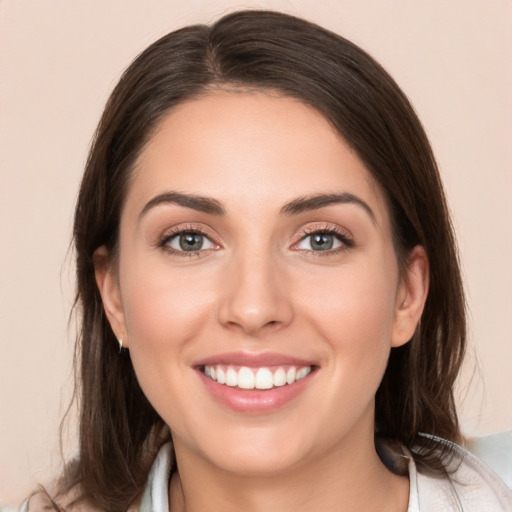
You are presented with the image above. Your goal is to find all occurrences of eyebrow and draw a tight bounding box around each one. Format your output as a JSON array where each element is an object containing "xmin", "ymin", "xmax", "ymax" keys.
[
  {"xmin": 139, "ymin": 191, "xmax": 226, "ymax": 218},
  {"xmin": 280, "ymin": 193, "xmax": 376, "ymax": 222},
  {"xmin": 139, "ymin": 190, "xmax": 375, "ymax": 222}
]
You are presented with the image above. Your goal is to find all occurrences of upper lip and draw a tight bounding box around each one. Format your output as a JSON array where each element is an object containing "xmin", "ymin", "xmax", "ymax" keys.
[{"xmin": 193, "ymin": 351, "xmax": 317, "ymax": 368}]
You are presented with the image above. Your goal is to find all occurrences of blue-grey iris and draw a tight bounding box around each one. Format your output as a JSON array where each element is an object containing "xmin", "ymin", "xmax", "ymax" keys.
[
  {"xmin": 311, "ymin": 233, "xmax": 334, "ymax": 251},
  {"xmin": 179, "ymin": 233, "xmax": 204, "ymax": 251}
]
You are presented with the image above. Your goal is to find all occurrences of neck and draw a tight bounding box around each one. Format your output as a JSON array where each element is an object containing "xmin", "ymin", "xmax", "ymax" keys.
[{"xmin": 169, "ymin": 428, "xmax": 409, "ymax": 512}]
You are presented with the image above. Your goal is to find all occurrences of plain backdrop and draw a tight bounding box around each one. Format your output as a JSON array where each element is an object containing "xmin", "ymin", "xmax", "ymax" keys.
[{"xmin": 1, "ymin": 0, "xmax": 511, "ymax": 503}]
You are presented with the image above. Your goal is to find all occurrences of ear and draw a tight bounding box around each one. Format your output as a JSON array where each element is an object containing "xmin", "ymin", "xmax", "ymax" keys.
[
  {"xmin": 93, "ymin": 246, "xmax": 128, "ymax": 348},
  {"xmin": 391, "ymin": 245, "xmax": 429, "ymax": 348}
]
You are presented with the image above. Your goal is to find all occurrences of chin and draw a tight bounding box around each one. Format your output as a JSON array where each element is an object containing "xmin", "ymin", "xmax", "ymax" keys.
[
  {"xmin": 211, "ymin": 446, "xmax": 305, "ymax": 477},
  {"xmin": 192, "ymin": 423, "xmax": 315, "ymax": 476}
]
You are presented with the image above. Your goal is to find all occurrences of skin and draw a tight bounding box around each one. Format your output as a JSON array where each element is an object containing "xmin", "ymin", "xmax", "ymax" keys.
[{"xmin": 95, "ymin": 90, "xmax": 429, "ymax": 512}]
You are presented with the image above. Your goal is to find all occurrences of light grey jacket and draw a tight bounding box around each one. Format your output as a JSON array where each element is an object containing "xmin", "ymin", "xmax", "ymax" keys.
[
  {"xmin": 138, "ymin": 438, "xmax": 512, "ymax": 512},
  {"xmin": 20, "ymin": 436, "xmax": 512, "ymax": 512}
]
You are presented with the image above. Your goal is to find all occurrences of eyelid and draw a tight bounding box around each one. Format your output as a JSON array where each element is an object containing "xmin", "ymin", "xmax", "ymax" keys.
[
  {"xmin": 157, "ymin": 223, "xmax": 221, "ymax": 255},
  {"xmin": 291, "ymin": 223, "xmax": 354, "ymax": 252}
]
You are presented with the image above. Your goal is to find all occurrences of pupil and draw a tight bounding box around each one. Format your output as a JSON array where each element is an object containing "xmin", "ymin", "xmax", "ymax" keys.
[
  {"xmin": 179, "ymin": 233, "xmax": 203, "ymax": 251},
  {"xmin": 311, "ymin": 234, "xmax": 333, "ymax": 251}
]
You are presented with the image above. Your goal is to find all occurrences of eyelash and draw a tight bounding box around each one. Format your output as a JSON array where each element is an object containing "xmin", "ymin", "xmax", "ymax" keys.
[
  {"xmin": 293, "ymin": 225, "xmax": 354, "ymax": 256},
  {"xmin": 158, "ymin": 225, "xmax": 219, "ymax": 258},
  {"xmin": 157, "ymin": 224, "xmax": 354, "ymax": 257}
]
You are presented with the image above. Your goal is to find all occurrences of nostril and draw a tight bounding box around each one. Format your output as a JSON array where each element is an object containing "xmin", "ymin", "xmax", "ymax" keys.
[{"xmin": 217, "ymin": 279, "xmax": 294, "ymax": 334}]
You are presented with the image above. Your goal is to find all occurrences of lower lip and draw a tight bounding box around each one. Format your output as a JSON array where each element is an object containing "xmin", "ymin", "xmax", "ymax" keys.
[{"xmin": 197, "ymin": 369, "xmax": 315, "ymax": 413}]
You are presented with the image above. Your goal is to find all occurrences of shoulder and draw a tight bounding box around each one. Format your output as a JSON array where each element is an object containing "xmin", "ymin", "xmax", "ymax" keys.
[
  {"xmin": 409, "ymin": 436, "xmax": 512, "ymax": 512},
  {"xmin": 19, "ymin": 443, "xmax": 174, "ymax": 512},
  {"xmin": 19, "ymin": 486, "xmax": 139, "ymax": 512},
  {"xmin": 19, "ymin": 486, "xmax": 100, "ymax": 512}
]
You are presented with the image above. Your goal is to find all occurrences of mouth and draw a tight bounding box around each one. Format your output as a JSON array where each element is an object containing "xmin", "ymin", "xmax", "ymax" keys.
[
  {"xmin": 194, "ymin": 353, "xmax": 317, "ymax": 413},
  {"xmin": 203, "ymin": 364, "xmax": 312, "ymax": 390}
]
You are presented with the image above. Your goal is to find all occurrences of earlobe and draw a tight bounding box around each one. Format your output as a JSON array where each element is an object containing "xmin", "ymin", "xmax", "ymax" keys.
[
  {"xmin": 93, "ymin": 246, "xmax": 128, "ymax": 347},
  {"xmin": 391, "ymin": 246, "xmax": 429, "ymax": 348}
]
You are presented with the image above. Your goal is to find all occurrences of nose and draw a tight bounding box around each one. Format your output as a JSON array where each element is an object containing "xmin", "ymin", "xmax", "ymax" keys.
[{"xmin": 217, "ymin": 251, "xmax": 294, "ymax": 336}]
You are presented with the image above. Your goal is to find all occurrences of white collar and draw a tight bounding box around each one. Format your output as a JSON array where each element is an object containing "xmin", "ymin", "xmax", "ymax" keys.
[{"xmin": 138, "ymin": 440, "xmax": 512, "ymax": 512}]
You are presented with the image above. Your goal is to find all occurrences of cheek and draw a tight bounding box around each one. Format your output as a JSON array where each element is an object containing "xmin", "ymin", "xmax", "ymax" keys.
[
  {"xmin": 118, "ymin": 258, "xmax": 219, "ymax": 426},
  {"xmin": 298, "ymin": 256, "xmax": 399, "ymax": 380},
  {"xmin": 120, "ymin": 258, "xmax": 215, "ymax": 349}
]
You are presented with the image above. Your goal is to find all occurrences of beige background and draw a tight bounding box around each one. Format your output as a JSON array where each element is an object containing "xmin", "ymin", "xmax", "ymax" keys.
[{"xmin": 1, "ymin": 0, "xmax": 511, "ymax": 503}]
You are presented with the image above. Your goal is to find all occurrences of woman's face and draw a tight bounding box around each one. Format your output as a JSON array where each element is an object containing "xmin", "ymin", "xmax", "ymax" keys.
[{"xmin": 97, "ymin": 90, "xmax": 427, "ymax": 476}]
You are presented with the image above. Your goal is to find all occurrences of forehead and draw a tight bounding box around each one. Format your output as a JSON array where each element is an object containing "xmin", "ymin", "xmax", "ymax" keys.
[{"xmin": 126, "ymin": 90, "xmax": 390, "ymax": 224}]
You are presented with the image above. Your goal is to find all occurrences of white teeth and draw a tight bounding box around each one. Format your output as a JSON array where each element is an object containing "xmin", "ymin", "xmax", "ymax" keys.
[
  {"xmin": 296, "ymin": 366, "xmax": 311, "ymax": 380},
  {"xmin": 273, "ymin": 367, "xmax": 287, "ymax": 387},
  {"xmin": 225, "ymin": 368, "xmax": 238, "ymax": 387},
  {"xmin": 255, "ymin": 368, "xmax": 274, "ymax": 389},
  {"xmin": 216, "ymin": 367, "xmax": 226, "ymax": 384},
  {"xmin": 238, "ymin": 366, "xmax": 255, "ymax": 389},
  {"xmin": 204, "ymin": 364, "xmax": 312, "ymax": 389}
]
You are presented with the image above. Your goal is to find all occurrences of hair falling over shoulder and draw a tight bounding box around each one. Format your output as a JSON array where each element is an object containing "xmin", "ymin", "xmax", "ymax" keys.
[{"xmin": 60, "ymin": 10, "xmax": 466, "ymax": 511}]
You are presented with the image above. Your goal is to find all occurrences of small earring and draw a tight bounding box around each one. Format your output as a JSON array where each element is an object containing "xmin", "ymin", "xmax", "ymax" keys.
[{"xmin": 118, "ymin": 338, "xmax": 123, "ymax": 353}]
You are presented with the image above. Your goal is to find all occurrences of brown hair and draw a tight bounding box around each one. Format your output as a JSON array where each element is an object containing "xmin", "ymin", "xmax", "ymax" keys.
[{"xmin": 68, "ymin": 10, "xmax": 465, "ymax": 510}]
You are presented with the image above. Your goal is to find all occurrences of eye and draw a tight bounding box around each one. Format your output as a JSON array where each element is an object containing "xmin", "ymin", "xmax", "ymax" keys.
[
  {"xmin": 294, "ymin": 228, "xmax": 352, "ymax": 252},
  {"xmin": 162, "ymin": 231, "xmax": 217, "ymax": 253}
]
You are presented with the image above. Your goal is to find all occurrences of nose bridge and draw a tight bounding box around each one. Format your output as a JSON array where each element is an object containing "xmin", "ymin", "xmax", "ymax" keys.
[{"xmin": 217, "ymin": 241, "xmax": 293, "ymax": 334}]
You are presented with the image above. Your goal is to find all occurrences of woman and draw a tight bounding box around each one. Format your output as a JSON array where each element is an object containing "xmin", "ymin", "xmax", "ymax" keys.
[{"xmin": 22, "ymin": 10, "xmax": 512, "ymax": 512}]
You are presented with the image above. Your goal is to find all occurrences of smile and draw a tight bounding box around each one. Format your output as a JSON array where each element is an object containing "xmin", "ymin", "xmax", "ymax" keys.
[
  {"xmin": 195, "ymin": 353, "xmax": 317, "ymax": 412},
  {"xmin": 203, "ymin": 365, "xmax": 312, "ymax": 390}
]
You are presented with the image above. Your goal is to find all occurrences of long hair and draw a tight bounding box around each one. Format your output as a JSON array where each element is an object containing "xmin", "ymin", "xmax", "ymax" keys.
[{"xmin": 68, "ymin": 10, "xmax": 465, "ymax": 510}]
